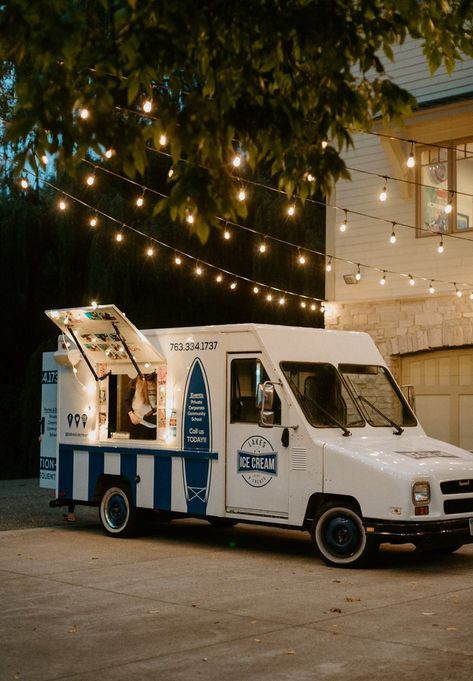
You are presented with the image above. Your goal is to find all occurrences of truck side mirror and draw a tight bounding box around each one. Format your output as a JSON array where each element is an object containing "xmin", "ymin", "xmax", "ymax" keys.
[{"xmin": 258, "ymin": 381, "xmax": 275, "ymax": 428}]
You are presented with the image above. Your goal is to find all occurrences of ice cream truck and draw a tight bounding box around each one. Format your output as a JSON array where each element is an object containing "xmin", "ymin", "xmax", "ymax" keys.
[{"xmin": 41, "ymin": 304, "xmax": 473, "ymax": 567}]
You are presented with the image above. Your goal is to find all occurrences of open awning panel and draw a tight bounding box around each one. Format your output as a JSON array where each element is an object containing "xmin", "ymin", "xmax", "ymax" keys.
[{"xmin": 45, "ymin": 304, "xmax": 165, "ymax": 369}]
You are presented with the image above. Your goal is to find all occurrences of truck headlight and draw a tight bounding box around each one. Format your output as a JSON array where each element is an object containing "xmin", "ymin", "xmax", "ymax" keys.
[{"xmin": 412, "ymin": 481, "xmax": 430, "ymax": 505}]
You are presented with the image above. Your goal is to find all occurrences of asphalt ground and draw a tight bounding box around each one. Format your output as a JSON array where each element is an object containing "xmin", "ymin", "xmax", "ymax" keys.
[{"xmin": 1, "ymin": 479, "xmax": 473, "ymax": 680}]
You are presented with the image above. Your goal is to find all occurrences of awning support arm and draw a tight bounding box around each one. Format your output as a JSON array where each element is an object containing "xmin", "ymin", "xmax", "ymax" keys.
[
  {"xmin": 112, "ymin": 322, "xmax": 143, "ymax": 379},
  {"xmin": 66, "ymin": 326, "xmax": 111, "ymax": 382}
]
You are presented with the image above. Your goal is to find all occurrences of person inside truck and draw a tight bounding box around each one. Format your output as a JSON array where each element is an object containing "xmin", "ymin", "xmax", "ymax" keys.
[{"xmin": 125, "ymin": 372, "xmax": 157, "ymax": 440}]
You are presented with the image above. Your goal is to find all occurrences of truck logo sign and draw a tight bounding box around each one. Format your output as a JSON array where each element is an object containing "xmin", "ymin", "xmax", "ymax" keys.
[{"xmin": 238, "ymin": 436, "xmax": 277, "ymax": 488}]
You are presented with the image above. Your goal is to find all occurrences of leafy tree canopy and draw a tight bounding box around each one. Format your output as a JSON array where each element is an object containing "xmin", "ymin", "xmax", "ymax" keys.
[{"xmin": 1, "ymin": 0, "xmax": 472, "ymax": 241}]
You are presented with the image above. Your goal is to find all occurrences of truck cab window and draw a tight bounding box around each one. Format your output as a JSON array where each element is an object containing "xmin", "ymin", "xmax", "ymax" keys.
[
  {"xmin": 281, "ymin": 362, "xmax": 365, "ymax": 428},
  {"xmin": 231, "ymin": 358, "xmax": 281, "ymax": 424}
]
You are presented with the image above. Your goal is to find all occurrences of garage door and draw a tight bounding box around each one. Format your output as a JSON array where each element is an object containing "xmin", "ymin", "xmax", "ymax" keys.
[{"xmin": 401, "ymin": 348, "xmax": 473, "ymax": 451}]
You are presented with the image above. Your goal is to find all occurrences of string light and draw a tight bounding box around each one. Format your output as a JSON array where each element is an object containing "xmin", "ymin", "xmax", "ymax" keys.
[
  {"xmin": 232, "ymin": 155, "xmax": 241, "ymax": 168},
  {"xmin": 300, "ymin": 301, "xmax": 306, "ymax": 308},
  {"xmin": 41, "ymin": 154, "xmax": 48, "ymax": 165},
  {"xmin": 186, "ymin": 213, "xmax": 195, "ymax": 225},
  {"xmin": 136, "ymin": 190, "xmax": 145, "ymax": 207},
  {"xmin": 339, "ymin": 210, "xmax": 348, "ymax": 233},
  {"xmin": 86, "ymin": 173, "xmax": 95, "ymax": 186},
  {"xmin": 89, "ymin": 215, "xmax": 98, "ymax": 227},
  {"xmin": 223, "ymin": 225, "xmax": 231, "ymax": 240},
  {"xmin": 297, "ymin": 249, "xmax": 306, "ymax": 265},
  {"xmin": 238, "ymin": 187, "xmax": 246, "ymax": 201},
  {"xmin": 142, "ymin": 99, "xmax": 153, "ymax": 113},
  {"xmin": 409, "ymin": 274, "xmax": 415, "ymax": 286},
  {"xmin": 406, "ymin": 141, "xmax": 416, "ymax": 168},
  {"xmin": 168, "ymin": 168, "xmax": 174, "ymax": 178},
  {"xmin": 258, "ymin": 240, "xmax": 267, "ymax": 254},
  {"xmin": 444, "ymin": 194, "xmax": 453, "ymax": 214},
  {"xmin": 470, "ymin": 292, "xmax": 473, "ymax": 300},
  {"xmin": 355, "ymin": 264, "xmax": 361, "ymax": 281},
  {"xmin": 253, "ymin": 286, "xmax": 259, "ymax": 294},
  {"xmin": 429, "ymin": 282, "xmax": 436, "ymax": 294},
  {"xmin": 159, "ymin": 134, "xmax": 167, "ymax": 146},
  {"xmin": 266, "ymin": 293, "xmax": 273, "ymax": 302},
  {"xmin": 58, "ymin": 198, "xmax": 67, "ymax": 211},
  {"xmin": 19, "ymin": 178, "xmax": 29, "ymax": 190},
  {"xmin": 379, "ymin": 177, "xmax": 388, "ymax": 202},
  {"xmin": 174, "ymin": 255, "xmax": 182, "ymax": 265},
  {"xmin": 321, "ymin": 138, "xmax": 328, "ymax": 149},
  {"xmin": 455, "ymin": 283, "xmax": 463, "ymax": 297},
  {"xmin": 437, "ymin": 236, "xmax": 444, "ymax": 254},
  {"xmin": 279, "ymin": 296, "xmax": 286, "ymax": 305},
  {"xmin": 195, "ymin": 264, "xmax": 203, "ymax": 276},
  {"xmin": 146, "ymin": 246, "xmax": 155, "ymax": 257},
  {"xmin": 105, "ymin": 148, "xmax": 114, "ymax": 159},
  {"xmin": 307, "ymin": 173, "xmax": 315, "ymax": 182},
  {"xmin": 390, "ymin": 223, "xmax": 397, "ymax": 244},
  {"xmin": 379, "ymin": 272, "xmax": 387, "ymax": 285},
  {"xmin": 116, "ymin": 231, "xmax": 123, "ymax": 242},
  {"xmin": 79, "ymin": 108, "xmax": 90, "ymax": 120},
  {"xmin": 230, "ymin": 281, "xmax": 237, "ymax": 289},
  {"xmin": 325, "ymin": 257, "xmax": 332, "ymax": 272},
  {"xmin": 287, "ymin": 204, "xmax": 296, "ymax": 217},
  {"xmin": 216, "ymin": 273, "xmax": 223, "ymax": 283},
  {"xmin": 310, "ymin": 303, "xmax": 317, "ymax": 311}
]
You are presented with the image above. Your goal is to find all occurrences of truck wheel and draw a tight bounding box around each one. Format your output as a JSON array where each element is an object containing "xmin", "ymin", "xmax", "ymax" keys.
[
  {"xmin": 312, "ymin": 503, "xmax": 377, "ymax": 568},
  {"xmin": 99, "ymin": 485, "xmax": 139, "ymax": 538}
]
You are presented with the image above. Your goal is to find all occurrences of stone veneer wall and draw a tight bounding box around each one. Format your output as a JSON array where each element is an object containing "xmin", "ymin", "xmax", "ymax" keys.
[{"xmin": 324, "ymin": 294, "xmax": 473, "ymax": 382}]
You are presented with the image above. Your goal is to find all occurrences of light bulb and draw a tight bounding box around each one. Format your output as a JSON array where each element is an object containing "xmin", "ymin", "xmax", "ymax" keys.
[
  {"xmin": 355, "ymin": 270, "xmax": 361, "ymax": 281},
  {"xmin": 429, "ymin": 283, "xmax": 435, "ymax": 294},
  {"xmin": 175, "ymin": 256, "xmax": 182, "ymax": 265},
  {"xmin": 298, "ymin": 252, "xmax": 306, "ymax": 265},
  {"xmin": 105, "ymin": 148, "xmax": 113, "ymax": 159},
  {"xmin": 266, "ymin": 293, "xmax": 273, "ymax": 302},
  {"xmin": 41, "ymin": 154, "xmax": 48, "ymax": 164},
  {"xmin": 379, "ymin": 186, "xmax": 387, "ymax": 202},
  {"xmin": 143, "ymin": 99, "xmax": 152, "ymax": 113},
  {"xmin": 390, "ymin": 231, "xmax": 397, "ymax": 244},
  {"xmin": 279, "ymin": 297, "xmax": 286, "ymax": 305},
  {"xmin": 325, "ymin": 258, "xmax": 332, "ymax": 272},
  {"xmin": 321, "ymin": 139, "xmax": 328, "ymax": 149},
  {"xmin": 456, "ymin": 288, "xmax": 463, "ymax": 298},
  {"xmin": 238, "ymin": 189, "xmax": 246, "ymax": 201},
  {"xmin": 300, "ymin": 301, "xmax": 307, "ymax": 308},
  {"xmin": 89, "ymin": 216, "xmax": 98, "ymax": 227},
  {"xmin": 20, "ymin": 178, "xmax": 29, "ymax": 189},
  {"xmin": 116, "ymin": 232, "xmax": 123, "ymax": 242},
  {"xmin": 230, "ymin": 281, "xmax": 237, "ymax": 290},
  {"xmin": 259, "ymin": 242, "xmax": 267, "ymax": 253},
  {"xmin": 307, "ymin": 173, "xmax": 315, "ymax": 182},
  {"xmin": 196, "ymin": 266, "xmax": 203, "ymax": 276},
  {"xmin": 216, "ymin": 274, "xmax": 223, "ymax": 283},
  {"xmin": 86, "ymin": 174, "xmax": 95, "ymax": 186},
  {"xmin": 223, "ymin": 230, "xmax": 231, "ymax": 240},
  {"xmin": 168, "ymin": 168, "xmax": 174, "ymax": 178},
  {"xmin": 437, "ymin": 239, "xmax": 444, "ymax": 254},
  {"xmin": 186, "ymin": 213, "xmax": 195, "ymax": 224},
  {"xmin": 146, "ymin": 247, "xmax": 154, "ymax": 257},
  {"xmin": 159, "ymin": 134, "xmax": 167, "ymax": 146},
  {"xmin": 407, "ymin": 153, "xmax": 415, "ymax": 168},
  {"xmin": 59, "ymin": 199, "xmax": 67, "ymax": 211},
  {"xmin": 287, "ymin": 204, "xmax": 295, "ymax": 216},
  {"xmin": 91, "ymin": 300, "xmax": 98, "ymax": 309},
  {"xmin": 232, "ymin": 155, "xmax": 241, "ymax": 168},
  {"xmin": 253, "ymin": 286, "xmax": 259, "ymax": 294},
  {"xmin": 470, "ymin": 293, "xmax": 473, "ymax": 300},
  {"xmin": 380, "ymin": 274, "xmax": 386, "ymax": 285},
  {"xmin": 136, "ymin": 195, "xmax": 144, "ymax": 207},
  {"xmin": 409, "ymin": 275, "xmax": 415, "ymax": 286},
  {"xmin": 445, "ymin": 202, "xmax": 453, "ymax": 214},
  {"xmin": 310, "ymin": 303, "xmax": 317, "ymax": 311},
  {"xmin": 79, "ymin": 108, "xmax": 90, "ymax": 120}
]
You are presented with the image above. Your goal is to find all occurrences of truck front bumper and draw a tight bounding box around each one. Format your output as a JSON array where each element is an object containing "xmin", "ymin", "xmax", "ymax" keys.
[{"xmin": 364, "ymin": 516, "xmax": 473, "ymax": 548}]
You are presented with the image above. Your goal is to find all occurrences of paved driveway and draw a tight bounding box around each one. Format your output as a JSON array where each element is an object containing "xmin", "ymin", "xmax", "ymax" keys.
[{"xmin": 1, "ymin": 485, "xmax": 473, "ymax": 681}]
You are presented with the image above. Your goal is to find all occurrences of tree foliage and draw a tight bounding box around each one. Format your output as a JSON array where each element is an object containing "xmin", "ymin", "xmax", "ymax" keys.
[{"xmin": 1, "ymin": 0, "xmax": 472, "ymax": 241}]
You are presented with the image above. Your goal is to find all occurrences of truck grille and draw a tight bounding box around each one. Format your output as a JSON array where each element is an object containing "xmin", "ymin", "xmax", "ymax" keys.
[
  {"xmin": 441, "ymin": 479, "xmax": 473, "ymax": 514},
  {"xmin": 441, "ymin": 479, "xmax": 473, "ymax": 494},
  {"xmin": 444, "ymin": 498, "xmax": 473, "ymax": 514}
]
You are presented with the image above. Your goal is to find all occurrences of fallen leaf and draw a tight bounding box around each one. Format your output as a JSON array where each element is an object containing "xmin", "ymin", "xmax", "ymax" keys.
[
  {"xmin": 286, "ymin": 650, "xmax": 296, "ymax": 655},
  {"xmin": 68, "ymin": 624, "xmax": 78, "ymax": 634},
  {"xmin": 329, "ymin": 608, "xmax": 342, "ymax": 613}
]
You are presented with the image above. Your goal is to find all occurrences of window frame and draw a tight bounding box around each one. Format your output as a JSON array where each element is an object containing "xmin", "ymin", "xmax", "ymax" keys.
[{"xmin": 416, "ymin": 136, "xmax": 473, "ymax": 237}]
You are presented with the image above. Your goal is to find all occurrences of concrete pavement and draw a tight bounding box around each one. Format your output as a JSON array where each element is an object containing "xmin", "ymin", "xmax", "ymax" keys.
[{"xmin": 1, "ymin": 509, "xmax": 473, "ymax": 681}]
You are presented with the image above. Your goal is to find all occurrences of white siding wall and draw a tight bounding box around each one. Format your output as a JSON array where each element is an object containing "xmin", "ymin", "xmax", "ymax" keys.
[{"xmin": 330, "ymin": 40, "xmax": 473, "ymax": 305}]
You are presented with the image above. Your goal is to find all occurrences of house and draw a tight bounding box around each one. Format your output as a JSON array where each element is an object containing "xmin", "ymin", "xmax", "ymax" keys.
[{"xmin": 325, "ymin": 38, "xmax": 473, "ymax": 450}]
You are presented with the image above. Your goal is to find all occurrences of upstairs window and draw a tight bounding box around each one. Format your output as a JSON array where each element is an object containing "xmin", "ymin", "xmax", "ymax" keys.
[{"xmin": 417, "ymin": 139, "xmax": 473, "ymax": 236}]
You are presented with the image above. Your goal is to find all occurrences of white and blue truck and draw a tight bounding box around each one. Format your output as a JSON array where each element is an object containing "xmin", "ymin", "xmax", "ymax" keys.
[{"xmin": 40, "ymin": 304, "xmax": 473, "ymax": 567}]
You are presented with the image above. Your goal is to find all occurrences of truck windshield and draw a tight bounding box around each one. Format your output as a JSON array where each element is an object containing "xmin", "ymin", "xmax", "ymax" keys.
[
  {"xmin": 280, "ymin": 362, "xmax": 365, "ymax": 429},
  {"xmin": 339, "ymin": 364, "xmax": 417, "ymax": 429}
]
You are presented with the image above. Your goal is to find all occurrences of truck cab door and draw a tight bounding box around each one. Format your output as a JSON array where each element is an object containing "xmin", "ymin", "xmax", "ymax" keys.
[{"xmin": 225, "ymin": 353, "xmax": 288, "ymax": 519}]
